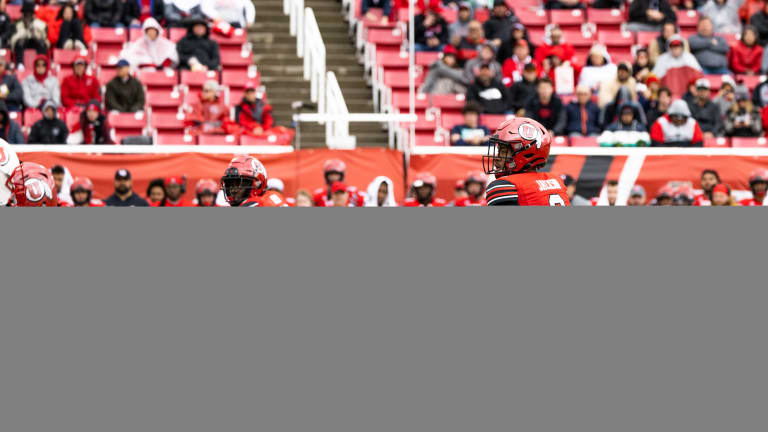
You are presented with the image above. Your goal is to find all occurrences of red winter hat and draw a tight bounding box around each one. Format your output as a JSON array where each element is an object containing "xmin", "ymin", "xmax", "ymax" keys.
[
  {"xmin": 165, "ymin": 176, "xmax": 184, "ymax": 187},
  {"xmin": 712, "ymin": 184, "xmax": 730, "ymax": 196}
]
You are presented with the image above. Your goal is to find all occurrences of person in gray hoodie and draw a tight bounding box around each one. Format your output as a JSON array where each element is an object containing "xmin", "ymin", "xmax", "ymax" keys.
[
  {"xmin": 419, "ymin": 46, "xmax": 468, "ymax": 94},
  {"xmin": 448, "ymin": 2, "xmax": 473, "ymax": 42},
  {"xmin": 0, "ymin": 100, "xmax": 24, "ymax": 144},
  {"xmin": 688, "ymin": 16, "xmax": 730, "ymax": 74},
  {"xmin": 21, "ymin": 55, "xmax": 61, "ymax": 109}
]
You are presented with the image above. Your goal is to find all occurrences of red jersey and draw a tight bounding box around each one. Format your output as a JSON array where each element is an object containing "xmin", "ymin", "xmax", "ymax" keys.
[
  {"xmin": 454, "ymin": 196, "xmax": 487, "ymax": 207},
  {"xmin": 151, "ymin": 198, "xmax": 193, "ymax": 207},
  {"xmin": 739, "ymin": 197, "xmax": 763, "ymax": 206},
  {"xmin": 313, "ymin": 186, "xmax": 365, "ymax": 207},
  {"xmin": 693, "ymin": 194, "xmax": 712, "ymax": 206},
  {"xmin": 240, "ymin": 191, "xmax": 288, "ymax": 207},
  {"xmin": 486, "ymin": 172, "xmax": 571, "ymax": 206},
  {"xmin": 403, "ymin": 197, "xmax": 447, "ymax": 207}
]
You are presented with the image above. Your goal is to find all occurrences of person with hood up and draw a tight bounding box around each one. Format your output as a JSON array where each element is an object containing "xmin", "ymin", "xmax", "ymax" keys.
[
  {"xmin": 0, "ymin": 59, "xmax": 24, "ymax": 112},
  {"xmin": 0, "ymin": 100, "xmax": 24, "ymax": 143},
  {"xmin": 122, "ymin": 18, "xmax": 179, "ymax": 70},
  {"xmin": 185, "ymin": 80, "xmax": 233, "ymax": 135},
  {"xmin": 419, "ymin": 45, "xmax": 468, "ymax": 94},
  {"xmin": 500, "ymin": 39, "xmax": 531, "ymax": 86},
  {"xmin": 11, "ymin": 1, "xmax": 49, "ymax": 70},
  {"xmin": 234, "ymin": 81, "xmax": 274, "ymax": 136},
  {"xmin": 725, "ymin": 89, "xmax": 762, "ymax": 137},
  {"xmin": 606, "ymin": 103, "xmax": 648, "ymax": 132},
  {"xmin": 28, "ymin": 100, "xmax": 68, "ymax": 144},
  {"xmin": 61, "ymin": 56, "xmax": 100, "ymax": 109},
  {"xmin": 50, "ymin": 3, "xmax": 88, "ymax": 50},
  {"xmin": 688, "ymin": 16, "xmax": 730, "ymax": 75},
  {"xmin": 578, "ymin": 44, "xmax": 616, "ymax": 93},
  {"xmin": 105, "ymin": 59, "xmax": 145, "ymax": 112},
  {"xmin": 483, "ymin": 0, "xmax": 518, "ymax": 47},
  {"xmin": 598, "ymin": 61, "xmax": 636, "ymax": 108},
  {"xmin": 649, "ymin": 22, "xmax": 689, "ymax": 64},
  {"xmin": 698, "ymin": 0, "xmax": 743, "ymax": 35},
  {"xmin": 463, "ymin": 43, "xmax": 502, "ymax": 83},
  {"xmin": 364, "ymin": 176, "xmax": 397, "ymax": 207},
  {"xmin": 650, "ymin": 99, "xmax": 704, "ymax": 146},
  {"xmin": 69, "ymin": 99, "xmax": 112, "ymax": 144},
  {"xmin": 165, "ymin": 0, "xmax": 203, "ymax": 27},
  {"xmin": 177, "ymin": 16, "xmax": 220, "ymax": 71},
  {"xmin": 201, "ymin": 0, "xmax": 255, "ymax": 29},
  {"xmin": 85, "ymin": 0, "xmax": 124, "ymax": 27},
  {"xmin": 22, "ymin": 55, "xmax": 61, "ymax": 109},
  {"xmin": 601, "ymin": 86, "xmax": 648, "ymax": 128},
  {"xmin": 652, "ymin": 35, "xmax": 702, "ymax": 99}
]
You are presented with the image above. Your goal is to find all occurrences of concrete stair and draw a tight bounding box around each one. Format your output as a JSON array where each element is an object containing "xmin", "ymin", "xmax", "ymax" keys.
[{"xmin": 249, "ymin": 0, "xmax": 388, "ymax": 147}]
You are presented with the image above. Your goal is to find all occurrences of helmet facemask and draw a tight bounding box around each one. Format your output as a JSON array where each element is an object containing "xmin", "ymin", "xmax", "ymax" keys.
[
  {"xmin": 483, "ymin": 136, "xmax": 545, "ymax": 177},
  {"xmin": 221, "ymin": 172, "xmax": 258, "ymax": 206}
]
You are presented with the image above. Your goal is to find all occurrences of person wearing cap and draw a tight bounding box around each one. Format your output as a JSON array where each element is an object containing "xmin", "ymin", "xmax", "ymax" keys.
[
  {"xmin": 524, "ymin": 77, "xmax": 565, "ymax": 135},
  {"xmin": 627, "ymin": 0, "xmax": 676, "ymax": 32},
  {"xmin": 467, "ymin": 63, "xmax": 510, "ymax": 115},
  {"xmin": 650, "ymin": 99, "xmax": 704, "ymax": 146},
  {"xmin": 50, "ymin": 3, "xmax": 87, "ymax": 51},
  {"xmin": 186, "ymin": 80, "xmax": 233, "ymax": 136},
  {"xmin": 578, "ymin": 44, "xmax": 616, "ymax": 93},
  {"xmin": 414, "ymin": 6, "xmax": 448, "ymax": 52},
  {"xmin": 10, "ymin": 1, "xmax": 49, "ymax": 70},
  {"xmin": 28, "ymin": 100, "xmax": 68, "ymax": 144},
  {"xmin": 686, "ymin": 78, "xmax": 723, "ymax": 138},
  {"xmin": 564, "ymin": 85, "xmax": 601, "ymax": 137},
  {"xmin": 724, "ymin": 89, "xmax": 762, "ymax": 137},
  {"xmin": 22, "ymin": 55, "xmax": 61, "ymax": 109},
  {"xmin": 61, "ymin": 56, "xmax": 100, "ymax": 109},
  {"xmin": 448, "ymin": 1, "xmax": 473, "ymax": 41},
  {"xmin": 606, "ymin": 102, "xmax": 648, "ymax": 132},
  {"xmin": 450, "ymin": 102, "xmax": 490, "ymax": 146},
  {"xmin": 105, "ymin": 59, "xmax": 145, "ymax": 113},
  {"xmin": 729, "ymin": 26, "xmax": 762, "ymax": 76},
  {"xmin": 652, "ymin": 35, "xmax": 702, "ymax": 99},
  {"xmin": 508, "ymin": 63, "xmax": 538, "ymax": 114},
  {"xmin": 627, "ymin": 185, "xmax": 646, "ymax": 206},
  {"xmin": 85, "ymin": 0, "xmax": 124, "ymax": 27},
  {"xmin": 419, "ymin": 45, "xmax": 468, "ymax": 94},
  {"xmin": 463, "ymin": 43, "xmax": 502, "ymax": 83},
  {"xmin": 121, "ymin": 17, "xmax": 179, "ymax": 70},
  {"xmin": 234, "ymin": 81, "xmax": 274, "ymax": 136},
  {"xmin": 177, "ymin": 16, "xmax": 220, "ymax": 71},
  {"xmin": 688, "ymin": 16, "xmax": 729, "ymax": 75},
  {"xmin": 68, "ymin": 99, "xmax": 112, "ymax": 144},
  {"xmin": 597, "ymin": 61, "xmax": 636, "ymax": 108},
  {"xmin": 483, "ymin": 0, "xmax": 518, "ymax": 47},
  {"xmin": 711, "ymin": 76, "xmax": 735, "ymax": 116},
  {"xmin": 0, "ymin": 59, "xmax": 23, "ymax": 112},
  {"xmin": 105, "ymin": 169, "xmax": 150, "ymax": 207},
  {"xmin": 500, "ymin": 39, "xmax": 531, "ymax": 86}
]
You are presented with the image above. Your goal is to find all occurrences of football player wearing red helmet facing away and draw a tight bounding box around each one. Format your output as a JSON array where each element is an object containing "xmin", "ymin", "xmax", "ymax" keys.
[
  {"xmin": 483, "ymin": 117, "xmax": 570, "ymax": 206},
  {"xmin": 70, "ymin": 177, "xmax": 106, "ymax": 207},
  {"xmin": 403, "ymin": 172, "xmax": 447, "ymax": 207},
  {"xmin": 454, "ymin": 171, "xmax": 487, "ymax": 206},
  {"xmin": 4, "ymin": 162, "xmax": 58, "ymax": 207},
  {"xmin": 220, "ymin": 155, "xmax": 287, "ymax": 207}
]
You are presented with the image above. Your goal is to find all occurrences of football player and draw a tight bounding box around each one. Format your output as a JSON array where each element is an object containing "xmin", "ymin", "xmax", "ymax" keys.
[
  {"xmin": 4, "ymin": 161, "xmax": 58, "ymax": 207},
  {"xmin": 194, "ymin": 179, "xmax": 219, "ymax": 207},
  {"xmin": 403, "ymin": 172, "xmax": 447, "ymax": 207},
  {"xmin": 312, "ymin": 159, "xmax": 364, "ymax": 207},
  {"xmin": 483, "ymin": 117, "xmax": 570, "ymax": 206},
  {"xmin": 220, "ymin": 155, "xmax": 287, "ymax": 207},
  {"xmin": 70, "ymin": 177, "xmax": 106, "ymax": 207},
  {"xmin": 739, "ymin": 169, "xmax": 768, "ymax": 206},
  {"xmin": 454, "ymin": 171, "xmax": 487, "ymax": 206}
]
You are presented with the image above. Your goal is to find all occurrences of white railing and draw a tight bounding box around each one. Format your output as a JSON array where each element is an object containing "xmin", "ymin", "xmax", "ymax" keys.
[{"xmin": 324, "ymin": 72, "xmax": 355, "ymax": 149}]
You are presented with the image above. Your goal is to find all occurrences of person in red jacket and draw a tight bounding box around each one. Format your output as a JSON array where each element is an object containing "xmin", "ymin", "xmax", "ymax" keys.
[
  {"xmin": 533, "ymin": 25, "xmax": 575, "ymax": 68},
  {"xmin": 185, "ymin": 80, "xmax": 234, "ymax": 136},
  {"xmin": 650, "ymin": 99, "xmax": 704, "ymax": 146},
  {"xmin": 403, "ymin": 172, "xmax": 447, "ymax": 207},
  {"xmin": 61, "ymin": 56, "xmax": 100, "ymax": 109},
  {"xmin": 152, "ymin": 176, "xmax": 193, "ymax": 207},
  {"xmin": 739, "ymin": 169, "xmax": 768, "ymax": 206},
  {"xmin": 729, "ymin": 26, "xmax": 763, "ymax": 75},
  {"xmin": 312, "ymin": 159, "xmax": 365, "ymax": 207},
  {"xmin": 234, "ymin": 81, "xmax": 274, "ymax": 137},
  {"xmin": 70, "ymin": 177, "xmax": 106, "ymax": 207}
]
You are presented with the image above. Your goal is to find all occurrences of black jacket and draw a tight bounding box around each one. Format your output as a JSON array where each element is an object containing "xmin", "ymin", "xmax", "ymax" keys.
[
  {"xmin": 85, "ymin": 0, "xmax": 123, "ymax": 27},
  {"xmin": 414, "ymin": 14, "xmax": 449, "ymax": 46},
  {"xmin": 121, "ymin": 0, "xmax": 165, "ymax": 27},
  {"xmin": 28, "ymin": 115, "xmax": 68, "ymax": 144},
  {"xmin": 524, "ymin": 95, "xmax": 565, "ymax": 133},
  {"xmin": 1, "ymin": 73, "xmax": 24, "ymax": 111},
  {"xmin": 0, "ymin": 12, "xmax": 12, "ymax": 49},
  {"xmin": 56, "ymin": 9, "xmax": 86, "ymax": 49},
  {"xmin": 750, "ymin": 11, "xmax": 768, "ymax": 46},
  {"xmin": 0, "ymin": 100, "xmax": 24, "ymax": 144},
  {"xmin": 105, "ymin": 192, "xmax": 150, "ymax": 207},
  {"xmin": 508, "ymin": 79, "xmax": 537, "ymax": 112},
  {"xmin": 483, "ymin": 14, "xmax": 519, "ymax": 43},
  {"xmin": 467, "ymin": 78, "xmax": 510, "ymax": 115},
  {"xmin": 628, "ymin": 0, "xmax": 676, "ymax": 26},
  {"xmin": 177, "ymin": 23, "xmax": 221, "ymax": 70}
]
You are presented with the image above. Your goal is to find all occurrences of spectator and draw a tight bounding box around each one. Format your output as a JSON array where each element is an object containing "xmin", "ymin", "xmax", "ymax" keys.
[
  {"xmin": 0, "ymin": 59, "xmax": 24, "ymax": 111},
  {"xmin": 750, "ymin": 2, "xmax": 768, "ymax": 46},
  {"xmin": 627, "ymin": 0, "xmax": 676, "ymax": 32},
  {"xmin": 364, "ymin": 176, "xmax": 396, "ymax": 207},
  {"xmin": 698, "ymin": 0, "xmax": 742, "ymax": 35},
  {"xmin": 0, "ymin": 0, "xmax": 12, "ymax": 49},
  {"xmin": 710, "ymin": 183, "xmax": 735, "ymax": 206},
  {"xmin": 500, "ymin": 39, "xmax": 531, "ymax": 86},
  {"xmin": 496, "ymin": 22, "xmax": 535, "ymax": 64},
  {"xmin": 85, "ymin": 0, "xmax": 124, "ymax": 27},
  {"xmin": 11, "ymin": 2, "xmax": 49, "ymax": 70},
  {"xmin": 0, "ymin": 100, "xmax": 24, "ymax": 143},
  {"xmin": 729, "ymin": 25, "xmax": 762, "ymax": 75},
  {"xmin": 153, "ymin": 176, "xmax": 191, "ymax": 206},
  {"xmin": 22, "ymin": 55, "xmax": 61, "ymax": 109},
  {"xmin": 448, "ymin": 1, "xmax": 472, "ymax": 41},
  {"xmin": 295, "ymin": 190, "xmax": 313, "ymax": 207},
  {"xmin": 164, "ymin": 0, "xmax": 203, "ymax": 27},
  {"xmin": 50, "ymin": 164, "xmax": 73, "ymax": 205},
  {"xmin": 650, "ymin": 99, "xmax": 704, "ymax": 146},
  {"xmin": 652, "ymin": 35, "xmax": 702, "ymax": 98},
  {"xmin": 524, "ymin": 77, "xmax": 565, "ymax": 134},
  {"xmin": 546, "ymin": 0, "xmax": 583, "ymax": 10},
  {"xmin": 739, "ymin": 169, "xmax": 768, "ymax": 206},
  {"xmin": 508, "ymin": 63, "xmax": 538, "ymax": 114},
  {"xmin": 105, "ymin": 168, "xmax": 150, "ymax": 206},
  {"xmin": 598, "ymin": 61, "xmax": 636, "ymax": 108},
  {"xmin": 725, "ymin": 89, "xmax": 762, "ymax": 137},
  {"xmin": 177, "ymin": 16, "xmax": 220, "ymax": 71},
  {"xmin": 483, "ymin": 0, "xmax": 518, "ymax": 47},
  {"xmin": 454, "ymin": 20, "xmax": 486, "ymax": 64},
  {"xmin": 186, "ymin": 80, "xmax": 232, "ymax": 135},
  {"xmin": 681, "ymin": 77, "xmax": 699, "ymax": 106},
  {"xmin": 201, "ymin": 0, "xmax": 255, "ymax": 29},
  {"xmin": 638, "ymin": 74, "xmax": 661, "ymax": 112},
  {"xmin": 61, "ymin": 56, "xmax": 100, "ymax": 109},
  {"xmin": 627, "ymin": 185, "xmax": 646, "ymax": 206},
  {"xmin": 602, "ymin": 85, "xmax": 646, "ymax": 127},
  {"xmin": 633, "ymin": 47, "xmax": 653, "ymax": 83},
  {"xmin": 360, "ymin": 0, "xmax": 391, "ymax": 24},
  {"xmin": 420, "ymin": 45, "xmax": 467, "ymax": 94},
  {"xmin": 414, "ymin": 6, "xmax": 448, "ymax": 52},
  {"xmin": 563, "ymin": 84, "xmax": 601, "ymax": 137},
  {"xmin": 752, "ymin": 74, "xmax": 768, "ymax": 107},
  {"xmin": 606, "ymin": 103, "xmax": 647, "ymax": 132},
  {"xmin": 592, "ymin": 0, "xmax": 622, "ymax": 8},
  {"xmin": 122, "ymin": 17, "xmax": 179, "ymax": 69},
  {"xmin": 51, "ymin": 3, "xmax": 87, "ymax": 50},
  {"xmin": 105, "ymin": 60, "xmax": 145, "ymax": 112},
  {"xmin": 146, "ymin": 178, "xmax": 165, "ymax": 205},
  {"xmin": 649, "ymin": 22, "xmax": 688, "ymax": 64},
  {"xmin": 467, "ymin": 64, "xmax": 510, "ymax": 114},
  {"xmin": 713, "ymin": 75, "xmax": 736, "ymax": 115},
  {"xmin": 688, "ymin": 16, "xmax": 729, "ymax": 75},
  {"xmin": 450, "ymin": 102, "xmax": 490, "ymax": 146},
  {"xmin": 234, "ymin": 81, "xmax": 274, "ymax": 136},
  {"xmin": 69, "ymin": 99, "xmax": 112, "ymax": 144},
  {"xmin": 194, "ymin": 178, "xmax": 219, "ymax": 206},
  {"xmin": 28, "ymin": 100, "xmax": 68, "ymax": 144},
  {"xmin": 694, "ymin": 168, "xmax": 720, "ymax": 205},
  {"xmin": 464, "ymin": 43, "xmax": 502, "ymax": 83},
  {"xmin": 534, "ymin": 25, "xmax": 575, "ymax": 66},
  {"xmin": 647, "ymin": 86, "xmax": 672, "ymax": 126},
  {"xmin": 687, "ymin": 78, "xmax": 723, "ymax": 137},
  {"xmin": 578, "ymin": 44, "xmax": 616, "ymax": 93}
]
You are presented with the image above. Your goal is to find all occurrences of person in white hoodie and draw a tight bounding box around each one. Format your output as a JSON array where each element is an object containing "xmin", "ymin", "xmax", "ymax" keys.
[
  {"xmin": 201, "ymin": 0, "xmax": 255, "ymax": 29},
  {"xmin": 577, "ymin": 44, "xmax": 616, "ymax": 93},
  {"xmin": 122, "ymin": 18, "xmax": 179, "ymax": 70},
  {"xmin": 365, "ymin": 176, "xmax": 396, "ymax": 207}
]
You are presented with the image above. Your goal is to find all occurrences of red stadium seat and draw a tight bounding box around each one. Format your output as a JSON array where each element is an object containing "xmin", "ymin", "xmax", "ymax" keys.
[
  {"xmin": 731, "ymin": 137, "xmax": 768, "ymax": 148},
  {"xmin": 738, "ymin": 75, "xmax": 763, "ymax": 92},
  {"xmin": 241, "ymin": 134, "xmax": 290, "ymax": 145},
  {"xmin": 155, "ymin": 133, "xmax": 196, "ymax": 145},
  {"xmin": 220, "ymin": 51, "xmax": 253, "ymax": 69},
  {"xmin": 92, "ymin": 27, "xmax": 127, "ymax": 53},
  {"xmin": 367, "ymin": 28, "xmax": 404, "ymax": 46},
  {"xmin": 23, "ymin": 109, "xmax": 42, "ymax": 128},
  {"xmin": 98, "ymin": 67, "xmax": 119, "ymax": 86},
  {"xmin": 168, "ymin": 28, "xmax": 186, "ymax": 43},
  {"xmin": 6, "ymin": 4, "xmax": 21, "ymax": 20},
  {"xmin": 210, "ymin": 28, "xmax": 248, "ymax": 47},
  {"xmin": 198, "ymin": 134, "xmax": 240, "ymax": 145},
  {"xmin": 676, "ymin": 10, "xmax": 699, "ymax": 31},
  {"xmin": 151, "ymin": 112, "xmax": 188, "ymax": 135},
  {"xmin": 516, "ymin": 8, "xmax": 548, "ymax": 30},
  {"xmin": 441, "ymin": 8, "xmax": 458, "ymax": 24},
  {"xmin": 473, "ymin": 7, "xmax": 489, "ymax": 23},
  {"xmin": 139, "ymin": 69, "xmax": 179, "ymax": 90},
  {"xmin": 570, "ymin": 136, "xmax": 599, "ymax": 146},
  {"xmin": 481, "ymin": 114, "xmax": 514, "ymax": 130},
  {"xmin": 404, "ymin": 113, "xmax": 438, "ymax": 132},
  {"xmin": 552, "ymin": 136, "xmax": 569, "ymax": 147},
  {"xmin": 704, "ymin": 137, "xmax": 730, "ymax": 148},
  {"xmin": 146, "ymin": 88, "xmax": 185, "ymax": 114},
  {"xmin": 221, "ymin": 68, "xmax": 260, "ymax": 90},
  {"xmin": 108, "ymin": 112, "xmax": 147, "ymax": 137},
  {"xmin": 607, "ymin": 49, "xmax": 634, "ymax": 64},
  {"xmin": 702, "ymin": 75, "xmax": 723, "ymax": 91},
  {"xmin": 383, "ymin": 70, "xmax": 425, "ymax": 90},
  {"xmin": 562, "ymin": 30, "xmax": 596, "ymax": 56},
  {"xmin": 390, "ymin": 91, "xmax": 429, "ymax": 110},
  {"xmin": 550, "ymin": 9, "xmax": 585, "ymax": 31},
  {"xmin": 129, "ymin": 28, "xmax": 143, "ymax": 42},
  {"xmin": 377, "ymin": 51, "xmax": 410, "ymax": 70},
  {"xmin": 587, "ymin": 8, "xmax": 624, "ymax": 32},
  {"xmin": 636, "ymin": 31, "xmax": 657, "ymax": 47},
  {"xmin": 0, "ymin": 49, "xmax": 10, "ymax": 63},
  {"xmin": 598, "ymin": 30, "xmax": 635, "ymax": 48},
  {"xmin": 415, "ymin": 51, "xmax": 440, "ymax": 67},
  {"xmin": 52, "ymin": 49, "xmax": 90, "ymax": 67},
  {"xmin": 181, "ymin": 70, "xmax": 220, "ymax": 92},
  {"xmin": 440, "ymin": 112, "xmax": 464, "ymax": 130},
  {"xmin": 430, "ymin": 93, "xmax": 467, "ymax": 113},
  {"xmin": 94, "ymin": 49, "xmax": 121, "ymax": 67}
]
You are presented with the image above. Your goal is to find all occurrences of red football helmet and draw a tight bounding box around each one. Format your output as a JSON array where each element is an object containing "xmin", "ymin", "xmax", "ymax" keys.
[
  {"xmin": 748, "ymin": 169, "xmax": 768, "ymax": 186},
  {"xmin": 5, "ymin": 162, "xmax": 57, "ymax": 207},
  {"xmin": 412, "ymin": 172, "xmax": 437, "ymax": 204},
  {"xmin": 196, "ymin": 178, "xmax": 218, "ymax": 196},
  {"xmin": 70, "ymin": 177, "xmax": 94, "ymax": 205},
  {"xmin": 323, "ymin": 159, "xmax": 347, "ymax": 183},
  {"xmin": 220, "ymin": 155, "xmax": 267, "ymax": 206},
  {"xmin": 672, "ymin": 183, "xmax": 694, "ymax": 206},
  {"xmin": 465, "ymin": 170, "xmax": 488, "ymax": 186},
  {"xmin": 483, "ymin": 117, "xmax": 551, "ymax": 176}
]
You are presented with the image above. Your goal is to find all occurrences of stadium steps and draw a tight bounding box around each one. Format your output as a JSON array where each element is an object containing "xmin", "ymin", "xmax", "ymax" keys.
[{"xmin": 251, "ymin": 0, "xmax": 389, "ymax": 147}]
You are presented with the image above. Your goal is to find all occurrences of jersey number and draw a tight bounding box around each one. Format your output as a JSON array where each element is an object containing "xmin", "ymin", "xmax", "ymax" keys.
[{"xmin": 549, "ymin": 194, "xmax": 565, "ymax": 206}]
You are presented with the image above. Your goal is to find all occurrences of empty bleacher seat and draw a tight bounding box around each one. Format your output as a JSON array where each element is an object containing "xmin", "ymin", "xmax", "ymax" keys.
[
  {"xmin": 198, "ymin": 134, "xmax": 240, "ymax": 145},
  {"xmin": 704, "ymin": 137, "xmax": 730, "ymax": 148},
  {"xmin": 598, "ymin": 30, "xmax": 635, "ymax": 49},
  {"xmin": 108, "ymin": 112, "xmax": 147, "ymax": 139},
  {"xmin": 731, "ymin": 137, "xmax": 768, "ymax": 148},
  {"xmin": 154, "ymin": 133, "xmax": 196, "ymax": 145},
  {"xmin": 139, "ymin": 69, "xmax": 179, "ymax": 91},
  {"xmin": 430, "ymin": 93, "xmax": 467, "ymax": 114},
  {"xmin": 570, "ymin": 136, "xmax": 600, "ymax": 147},
  {"xmin": 181, "ymin": 70, "xmax": 220, "ymax": 93},
  {"xmin": 168, "ymin": 28, "xmax": 187, "ymax": 43},
  {"xmin": 146, "ymin": 88, "xmax": 185, "ymax": 114},
  {"xmin": 241, "ymin": 134, "xmax": 287, "ymax": 145},
  {"xmin": 549, "ymin": 9, "xmax": 585, "ymax": 31},
  {"xmin": 587, "ymin": 8, "xmax": 624, "ymax": 32},
  {"xmin": 516, "ymin": 8, "xmax": 548, "ymax": 31},
  {"xmin": 220, "ymin": 51, "xmax": 253, "ymax": 70},
  {"xmin": 151, "ymin": 112, "xmax": 188, "ymax": 135},
  {"xmin": 676, "ymin": 10, "xmax": 699, "ymax": 31}
]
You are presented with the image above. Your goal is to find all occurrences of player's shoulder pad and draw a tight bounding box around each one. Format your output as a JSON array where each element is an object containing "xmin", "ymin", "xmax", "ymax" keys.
[{"xmin": 486, "ymin": 178, "xmax": 519, "ymax": 206}]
